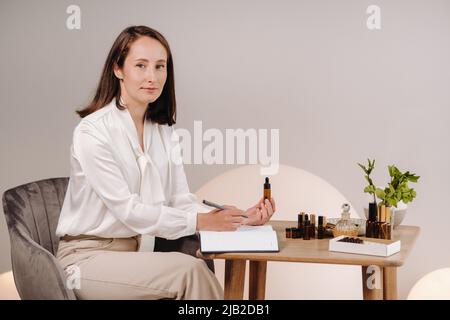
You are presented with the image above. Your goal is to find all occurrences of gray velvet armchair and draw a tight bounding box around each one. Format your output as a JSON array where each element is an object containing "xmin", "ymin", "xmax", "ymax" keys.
[{"xmin": 2, "ymin": 177, "xmax": 213, "ymax": 300}]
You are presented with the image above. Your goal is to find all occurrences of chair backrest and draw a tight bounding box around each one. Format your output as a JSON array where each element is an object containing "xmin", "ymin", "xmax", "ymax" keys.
[
  {"xmin": 2, "ymin": 177, "xmax": 69, "ymax": 255},
  {"xmin": 195, "ymin": 164, "xmax": 363, "ymax": 299},
  {"xmin": 2, "ymin": 177, "xmax": 76, "ymax": 299}
]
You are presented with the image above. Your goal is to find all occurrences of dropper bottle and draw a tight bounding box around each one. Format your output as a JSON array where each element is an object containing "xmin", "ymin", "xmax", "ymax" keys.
[{"xmin": 264, "ymin": 177, "xmax": 271, "ymax": 200}]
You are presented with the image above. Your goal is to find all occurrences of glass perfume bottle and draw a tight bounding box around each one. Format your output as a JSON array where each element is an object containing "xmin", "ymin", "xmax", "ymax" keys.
[{"xmin": 333, "ymin": 203, "xmax": 359, "ymax": 237}]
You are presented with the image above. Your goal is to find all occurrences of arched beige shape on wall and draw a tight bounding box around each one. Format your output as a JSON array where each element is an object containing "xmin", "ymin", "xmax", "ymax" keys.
[
  {"xmin": 195, "ymin": 164, "xmax": 363, "ymax": 299},
  {"xmin": 0, "ymin": 271, "xmax": 20, "ymax": 300},
  {"xmin": 407, "ymin": 268, "xmax": 450, "ymax": 300}
]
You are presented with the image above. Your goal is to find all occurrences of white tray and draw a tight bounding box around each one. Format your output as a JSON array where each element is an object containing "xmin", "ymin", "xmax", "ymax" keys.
[{"xmin": 329, "ymin": 235, "xmax": 401, "ymax": 257}]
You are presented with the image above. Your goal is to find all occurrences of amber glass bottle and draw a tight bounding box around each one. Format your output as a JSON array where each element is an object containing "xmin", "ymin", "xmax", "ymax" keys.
[
  {"xmin": 264, "ymin": 177, "xmax": 271, "ymax": 200},
  {"xmin": 317, "ymin": 216, "xmax": 325, "ymax": 239},
  {"xmin": 303, "ymin": 220, "xmax": 311, "ymax": 240},
  {"xmin": 365, "ymin": 202, "xmax": 378, "ymax": 238},
  {"xmin": 298, "ymin": 213, "xmax": 304, "ymax": 238},
  {"xmin": 310, "ymin": 214, "xmax": 316, "ymax": 239}
]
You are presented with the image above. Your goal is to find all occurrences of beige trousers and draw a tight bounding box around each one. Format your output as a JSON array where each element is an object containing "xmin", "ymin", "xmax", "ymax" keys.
[{"xmin": 56, "ymin": 236, "xmax": 223, "ymax": 300}]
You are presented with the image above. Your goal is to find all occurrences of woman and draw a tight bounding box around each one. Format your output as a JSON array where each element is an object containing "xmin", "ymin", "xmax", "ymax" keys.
[{"xmin": 56, "ymin": 25, "xmax": 276, "ymax": 300}]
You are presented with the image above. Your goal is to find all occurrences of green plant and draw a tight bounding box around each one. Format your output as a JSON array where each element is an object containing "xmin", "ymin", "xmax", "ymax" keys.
[
  {"xmin": 358, "ymin": 159, "xmax": 420, "ymax": 207},
  {"xmin": 357, "ymin": 159, "xmax": 377, "ymax": 204},
  {"xmin": 376, "ymin": 165, "xmax": 420, "ymax": 207}
]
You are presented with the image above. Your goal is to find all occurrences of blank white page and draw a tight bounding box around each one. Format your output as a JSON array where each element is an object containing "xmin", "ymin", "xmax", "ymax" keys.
[{"xmin": 200, "ymin": 225, "xmax": 279, "ymax": 253}]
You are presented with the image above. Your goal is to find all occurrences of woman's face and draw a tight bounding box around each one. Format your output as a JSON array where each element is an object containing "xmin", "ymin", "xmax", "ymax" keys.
[{"xmin": 114, "ymin": 36, "xmax": 168, "ymax": 108}]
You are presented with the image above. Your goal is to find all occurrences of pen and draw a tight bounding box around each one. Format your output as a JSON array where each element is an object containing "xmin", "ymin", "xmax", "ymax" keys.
[
  {"xmin": 202, "ymin": 200, "xmax": 226, "ymax": 210},
  {"xmin": 202, "ymin": 200, "xmax": 248, "ymax": 218}
]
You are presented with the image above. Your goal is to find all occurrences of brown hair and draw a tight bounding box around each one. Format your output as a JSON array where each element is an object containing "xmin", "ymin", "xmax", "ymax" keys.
[{"xmin": 77, "ymin": 25, "xmax": 176, "ymax": 125}]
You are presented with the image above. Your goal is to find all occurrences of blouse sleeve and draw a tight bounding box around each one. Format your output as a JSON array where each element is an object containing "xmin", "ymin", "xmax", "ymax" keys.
[{"xmin": 73, "ymin": 122, "xmax": 197, "ymax": 240}]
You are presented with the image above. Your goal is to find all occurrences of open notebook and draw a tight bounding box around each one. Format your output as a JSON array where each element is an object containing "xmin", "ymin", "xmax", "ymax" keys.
[{"xmin": 199, "ymin": 225, "xmax": 279, "ymax": 253}]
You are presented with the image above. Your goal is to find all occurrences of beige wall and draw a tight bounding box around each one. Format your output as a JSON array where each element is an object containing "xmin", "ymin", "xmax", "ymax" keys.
[{"xmin": 1, "ymin": 0, "xmax": 449, "ymax": 299}]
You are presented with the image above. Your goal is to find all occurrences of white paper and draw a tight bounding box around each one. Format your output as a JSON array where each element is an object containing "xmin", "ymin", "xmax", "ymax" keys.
[{"xmin": 200, "ymin": 225, "xmax": 279, "ymax": 253}]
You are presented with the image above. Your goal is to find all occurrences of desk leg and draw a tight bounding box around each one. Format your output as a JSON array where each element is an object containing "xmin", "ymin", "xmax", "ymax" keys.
[
  {"xmin": 249, "ymin": 261, "xmax": 267, "ymax": 300},
  {"xmin": 224, "ymin": 260, "xmax": 246, "ymax": 300},
  {"xmin": 362, "ymin": 266, "xmax": 383, "ymax": 300},
  {"xmin": 383, "ymin": 267, "xmax": 398, "ymax": 300}
]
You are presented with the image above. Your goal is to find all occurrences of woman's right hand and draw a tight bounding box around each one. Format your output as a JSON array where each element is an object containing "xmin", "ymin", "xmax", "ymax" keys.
[{"xmin": 196, "ymin": 205, "xmax": 245, "ymax": 231}]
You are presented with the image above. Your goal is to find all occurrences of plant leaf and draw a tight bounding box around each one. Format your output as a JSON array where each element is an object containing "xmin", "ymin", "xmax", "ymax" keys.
[
  {"xmin": 357, "ymin": 163, "xmax": 368, "ymax": 174},
  {"xmin": 375, "ymin": 188, "xmax": 385, "ymax": 200}
]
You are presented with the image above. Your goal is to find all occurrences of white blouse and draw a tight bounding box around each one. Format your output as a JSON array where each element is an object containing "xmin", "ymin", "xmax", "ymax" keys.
[{"xmin": 56, "ymin": 98, "xmax": 210, "ymax": 241}]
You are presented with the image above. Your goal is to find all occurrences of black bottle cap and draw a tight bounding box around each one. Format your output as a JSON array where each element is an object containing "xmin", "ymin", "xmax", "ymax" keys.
[
  {"xmin": 368, "ymin": 202, "xmax": 378, "ymax": 221},
  {"xmin": 264, "ymin": 177, "xmax": 270, "ymax": 188}
]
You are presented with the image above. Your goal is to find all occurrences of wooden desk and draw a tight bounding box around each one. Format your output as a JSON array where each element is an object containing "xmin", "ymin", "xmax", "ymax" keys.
[{"xmin": 197, "ymin": 220, "xmax": 420, "ymax": 300}]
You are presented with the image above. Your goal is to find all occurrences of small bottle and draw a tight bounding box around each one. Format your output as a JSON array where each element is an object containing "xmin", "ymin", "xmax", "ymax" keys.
[
  {"xmin": 365, "ymin": 202, "xmax": 377, "ymax": 238},
  {"xmin": 285, "ymin": 227, "xmax": 292, "ymax": 238},
  {"xmin": 388, "ymin": 208, "xmax": 394, "ymax": 239},
  {"xmin": 317, "ymin": 216, "xmax": 325, "ymax": 239},
  {"xmin": 297, "ymin": 213, "xmax": 303, "ymax": 229},
  {"xmin": 292, "ymin": 228, "xmax": 298, "ymax": 239},
  {"xmin": 378, "ymin": 205, "xmax": 386, "ymax": 239},
  {"xmin": 310, "ymin": 214, "xmax": 316, "ymax": 239},
  {"xmin": 384, "ymin": 207, "xmax": 392, "ymax": 240},
  {"xmin": 303, "ymin": 220, "xmax": 311, "ymax": 240},
  {"xmin": 264, "ymin": 177, "xmax": 271, "ymax": 200},
  {"xmin": 298, "ymin": 213, "xmax": 304, "ymax": 238},
  {"xmin": 304, "ymin": 214, "xmax": 309, "ymax": 238}
]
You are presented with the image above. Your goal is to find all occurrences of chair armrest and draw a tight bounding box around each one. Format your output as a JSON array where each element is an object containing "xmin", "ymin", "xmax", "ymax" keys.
[
  {"xmin": 9, "ymin": 225, "xmax": 76, "ymax": 300},
  {"xmin": 154, "ymin": 234, "xmax": 215, "ymax": 273}
]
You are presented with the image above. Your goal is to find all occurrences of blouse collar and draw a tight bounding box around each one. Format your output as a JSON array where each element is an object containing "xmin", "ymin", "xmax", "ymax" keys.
[
  {"xmin": 110, "ymin": 98, "xmax": 166, "ymax": 205},
  {"xmin": 111, "ymin": 98, "xmax": 153, "ymax": 156}
]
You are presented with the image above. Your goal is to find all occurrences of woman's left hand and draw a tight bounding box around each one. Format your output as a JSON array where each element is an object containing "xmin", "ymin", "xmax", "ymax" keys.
[{"xmin": 242, "ymin": 197, "xmax": 276, "ymax": 226}]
